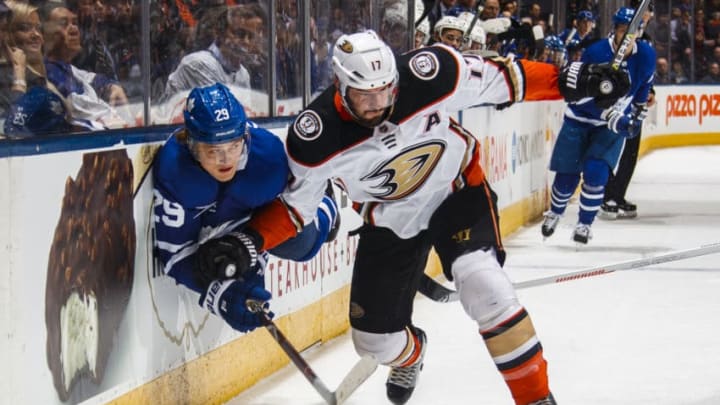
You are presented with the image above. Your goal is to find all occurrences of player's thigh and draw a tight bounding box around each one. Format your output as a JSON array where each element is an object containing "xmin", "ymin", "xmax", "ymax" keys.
[
  {"xmin": 585, "ymin": 127, "xmax": 625, "ymax": 169},
  {"xmin": 550, "ymin": 120, "xmax": 591, "ymax": 173},
  {"xmin": 349, "ymin": 226, "xmax": 431, "ymax": 333},
  {"xmin": 429, "ymin": 183, "xmax": 506, "ymax": 281}
]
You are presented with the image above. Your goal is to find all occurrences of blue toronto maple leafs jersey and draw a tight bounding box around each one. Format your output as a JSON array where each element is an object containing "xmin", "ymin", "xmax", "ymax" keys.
[
  {"xmin": 565, "ymin": 37, "xmax": 656, "ymax": 126},
  {"xmin": 152, "ymin": 124, "xmax": 288, "ymax": 293}
]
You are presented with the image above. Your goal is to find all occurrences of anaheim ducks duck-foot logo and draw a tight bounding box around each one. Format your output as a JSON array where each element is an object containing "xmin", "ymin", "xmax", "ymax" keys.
[
  {"xmin": 339, "ymin": 40, "xmax": 354, "ymax": 53},
  {"xmin": 361, "ymin": 140, "xmax": 446, "ymax": 200}
]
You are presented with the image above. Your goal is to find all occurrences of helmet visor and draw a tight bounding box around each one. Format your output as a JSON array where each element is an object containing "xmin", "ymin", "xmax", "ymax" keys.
[{"xmin": 346, "ymin": 83, "xmax": 396, "ymax": 111}]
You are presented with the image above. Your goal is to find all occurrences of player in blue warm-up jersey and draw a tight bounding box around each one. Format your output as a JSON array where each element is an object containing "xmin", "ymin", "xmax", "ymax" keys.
[
  {"xmin": 541, "ymin": 6, "xmax": 655, "ymax": 244},
  {"xmin": 152, "ymin": 82, "xmax": 338, "ymax": 333}
]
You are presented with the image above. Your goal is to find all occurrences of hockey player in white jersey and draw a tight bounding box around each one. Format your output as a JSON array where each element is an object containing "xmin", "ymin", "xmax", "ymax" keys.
[
  {"xmin": 223, "ymin": 30, "xmax": 629, "ymax": 404},
  {"xmin": 541, "ymin": 6, "xmax": 655, "ymax": 244}
]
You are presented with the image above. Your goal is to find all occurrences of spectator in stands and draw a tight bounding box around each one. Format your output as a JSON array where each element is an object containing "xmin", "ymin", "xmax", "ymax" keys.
[
  {"xmin": 706, "ymin": 12, "xmax": 720, "ymax": 46},
  {"xmin": 426, "ymin": 0, "xmax": 457, "ymax": 29},
  {"xmin": 446, "ymin": 0, "xmax": 475, "ymax": 17},
  {"xmin": 500, "ymin": 0, "xmax": 518, "ymax": 18},
  {"xmin": 3, "ymin": 85, "xmax": 97, "ymax": 137},
  {"xmin": 525, "ymin": 2, "xmax": 542, "ymax": 25},
  {"xmin": 654, "ymin": 57, "xmax": 672, "ymax": 84},
  {"xmin": 700, "ymin": 61, "xmax": 720, "ymax": 82},
  {"xmin": 5, "ymin": 1, "xmax": 47, "ymax": 88},
  {"xmin": 41, "ymin": 2, "xmax": 130, "ymax": 128},
  {"xmin": 671, "ymin": 59, "xmax": 689, "ymax": 83},
  {"xmin": 161, "ymin": 5, "xmax": 252, "ymax": 102},
  {"xmin": 1, "ymin": 0, "xmax": 29, "ymax": 119},
  {"xmin": 479, "ymin": 0, "xmax": 500, "ymax": 21},
  {"xmin": 229, "ymin": 3, "xmax": 269, "ymax": 92},
  {"xmin": 380, "ymin": 1, "xmax": 409, "ymax": 54},
  {"xmin": 72, "ymin": 0, "xmax": 118, "ymax": 81}
]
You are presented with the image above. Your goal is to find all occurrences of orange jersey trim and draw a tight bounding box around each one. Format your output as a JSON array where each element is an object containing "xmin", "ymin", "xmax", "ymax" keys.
[
  {"xmin": 247, "ymin": 199, "xmax": 299, "ymax": 250},
  {"xmin": 519, "ymin": 59, "xmax": 563, "ymax": 101}
]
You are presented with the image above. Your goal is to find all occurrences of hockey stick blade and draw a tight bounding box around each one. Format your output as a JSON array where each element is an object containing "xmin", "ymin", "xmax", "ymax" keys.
[
  {"xmin": 333, "ymin": 355, "xmax": 379, "ymax": 405},
  {"xmin": 247, "ymin": 300, "xmax": 377, "ymax": 405},
  {"xmin": 513, "ymin": 242, "xmax": 720, "ymax": 289},
  {"xmin": 418, "ymin": 273, "xmax": 459, "ymax": 302}
]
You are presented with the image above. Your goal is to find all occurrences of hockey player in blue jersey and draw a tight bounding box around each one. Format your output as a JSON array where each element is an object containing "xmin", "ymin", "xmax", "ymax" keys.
[
  {"xmin": 541, "ymin": 6, "xmax": 655, "ymax": 244},
  {"xmin": 558, "ymin": 10, "xmax": 596, "ymax": 49},
  {"xmin": 152, "ymin": 82, "xmax": 339, "ymax": 332}
]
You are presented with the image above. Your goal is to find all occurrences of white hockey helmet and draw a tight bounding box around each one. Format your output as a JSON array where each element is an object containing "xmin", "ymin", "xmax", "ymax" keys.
[
  {"xmin": 434, "ymin": 15, "xmax": 467, "ymax": 36},
  {"xmin": 332, "ymin": 30, "xmax": 399, "ymax": 124},
  {"xmin": 417, "ymin": 19, "xmax": 430, "ymax": 38},
  {"xmin": 468, "ymin": 24, "xmax": 486, "ymax": 48}
]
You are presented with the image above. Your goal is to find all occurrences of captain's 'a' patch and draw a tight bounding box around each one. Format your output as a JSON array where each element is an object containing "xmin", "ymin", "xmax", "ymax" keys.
[
  {"xmin": 409, "ymin": 51, "xmax": 440, "ymax": 81},
  {"xmin": 294, "ymin": 110, "xmax": 323, "ymax": 141}
]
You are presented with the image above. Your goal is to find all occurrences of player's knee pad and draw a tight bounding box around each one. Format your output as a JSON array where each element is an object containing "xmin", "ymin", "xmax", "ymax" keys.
[
  {"xmin": 553, "ymin": 172, "xmax": 581, "ymax": 195},
  {"xmin": 582, "ymin": 158, "xmax": 610, "ymax": 187},
  {"xmin": 451, "ymin": 249, "xmax": 522, "ymax": 330},
  {"xmin": 351, "ymin": 328, "xmax": 408, "ymax": 365}
]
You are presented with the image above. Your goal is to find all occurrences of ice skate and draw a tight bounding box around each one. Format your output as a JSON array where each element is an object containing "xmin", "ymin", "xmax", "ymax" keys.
[
  {"xmin": 572, "ymin": 223, "xmax": 592, "ymax": 244},
  {"xmin": 599, "ymin": 200, "xmax": 619, "ymax": 220},
  {"xmin": 529, "ymin": 392, "xmax": 557, "ymax": 405},
  {"xmin": 541, "ymin": 211, "xmax": 561, "ymax": 238},
  {"xmin": 386, "ymin": 327, "xmax": 427, "ymax": 404},
  {"xmin": 616, "ymin": 200, "xmax": 637, "ymax": 219}
]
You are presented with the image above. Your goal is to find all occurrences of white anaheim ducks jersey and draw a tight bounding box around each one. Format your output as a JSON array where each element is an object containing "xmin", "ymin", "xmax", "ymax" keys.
[{"xmin": 284, "ymin": 44, "xmax": 535, "ymax": 239}]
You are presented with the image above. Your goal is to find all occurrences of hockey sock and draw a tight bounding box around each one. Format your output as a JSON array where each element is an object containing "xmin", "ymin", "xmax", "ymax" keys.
[
  {"xmin": 480, "ymin": 308, "xmax": 550, "ymax": 405},
  {"xmin": 579, "ymin": 158, "xmax": 610, "ymax": 225},
  {"xmin": 550, "ymin": 172, "xmax": 580, "ymax": 214},
  {"xmin": 390, "ymin": 327, "xmax": 423, "ymax": 367}
]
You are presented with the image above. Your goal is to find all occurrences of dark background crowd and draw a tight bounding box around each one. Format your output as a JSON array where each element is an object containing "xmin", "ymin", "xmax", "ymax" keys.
[{"xmin": 0, "ymin": 0, "xmax": 718, "ymax": 139}]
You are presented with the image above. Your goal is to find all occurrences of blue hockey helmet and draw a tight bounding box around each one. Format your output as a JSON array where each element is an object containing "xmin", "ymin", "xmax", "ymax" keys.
[
  {"xmin": 577, "ymin": 10, "xmax": 594, "ymax": 21},
  {"xmin": 183, "ymin": 82, "xmax": 248, "ymax": 144},
  {"xmin": 3, "ymin": 86, "xmax": 71, "ymax": 138},
  {"xmin": 613, "ymin": 7, "xmax": 635, "ymax": 26},
  {"xmin": 544, "ymin": 35, "xmax": 564, "ymax": 51}
]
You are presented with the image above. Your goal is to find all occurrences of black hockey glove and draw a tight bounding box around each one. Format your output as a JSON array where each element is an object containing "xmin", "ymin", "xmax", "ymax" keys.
[
  {"xmin": 558, "ymin": 62, "xmax": 630, "ymax": 109},
  {"xmin": 196, "ymin": 231, "xmax": 259, "ymax": 286}
]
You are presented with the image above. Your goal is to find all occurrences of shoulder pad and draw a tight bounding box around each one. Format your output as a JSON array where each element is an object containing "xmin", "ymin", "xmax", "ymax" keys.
[
  {"xmin": 226, "ymin": 128, "xmax": 289, "ymax": 206},
  {"xmin": 390, "ymin": 46, "xmax": 460, "ymax": 120},
  {"xmin": 287, "ymin": 88, "xmax": 372, "ymax": 167}
]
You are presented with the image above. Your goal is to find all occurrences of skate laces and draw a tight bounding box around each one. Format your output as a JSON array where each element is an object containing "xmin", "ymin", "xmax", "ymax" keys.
[
  {"xmin": 542, "ymin": 211, "xmax": 561, "ymax": 231},
  {"xmin": 387, "ymin": 330, "xmax": 426, "ymax": 389},
  {"xmin": 387, "ymin": 360, "xmax": 423, "ymax": 388},
  {"xmin": 574, "ymin": 223, "xmax": 591, "ymax": 237}
]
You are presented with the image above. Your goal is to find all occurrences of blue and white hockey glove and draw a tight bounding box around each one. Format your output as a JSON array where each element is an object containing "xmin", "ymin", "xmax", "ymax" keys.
[
  {"xmin": 604, "ymin": 104, "xmax": 646, "ymax": 139},
  {"xmin": 200, "ymin": 277, "xmax": 273, "ymax": 332},
  {"xmin": 196, "ymin": 231, "xmax": 259, "ymax": 285}
]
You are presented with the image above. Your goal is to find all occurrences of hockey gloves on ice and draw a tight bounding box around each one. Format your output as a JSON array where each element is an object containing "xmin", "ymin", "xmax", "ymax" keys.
[
  {"xmin": 196, "ymin": 231, "xmax": 259, "ymax": 285},
  {"xmin": 558, "ymin": 62, "xmax": 630, "ymax": 109},
  {"xmin": 201, "ymin": 278, "xmax": 273, "ymax": 332}
]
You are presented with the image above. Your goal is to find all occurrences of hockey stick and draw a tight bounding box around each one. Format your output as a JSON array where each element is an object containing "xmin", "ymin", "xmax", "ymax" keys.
[
  {"xmin": 600, "ymin": 0, "xmax": 651, "ymax": 96},
  {"xmin": 513, "ymin": 242, "xmax": 720, "ymax": 289},
  {"xmin": 418, "ymin": 273, "xmax": 459, "ymax": 302},
  {"xmin": 246, "ymin": 300, "xmax": 378, "ymax": 405}
]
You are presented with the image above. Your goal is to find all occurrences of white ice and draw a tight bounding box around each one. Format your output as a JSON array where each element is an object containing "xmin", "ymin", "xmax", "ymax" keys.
[{"xmin": 228, "ymin": 146, "xmax": 720, "ymax": 405}]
